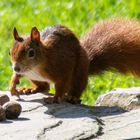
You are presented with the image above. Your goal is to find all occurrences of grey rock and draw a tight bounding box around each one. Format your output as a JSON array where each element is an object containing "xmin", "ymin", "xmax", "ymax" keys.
[
  {"xmin": 95, "ymin": 87, "xmax": 140, "ymax": 110},
  {"xmin": 94, "ymin": 87, "xmax": 140, "ymax": 140},
  {"xmin": 0, "ymin": 93, "xmax": 10, "ymax": 106},
  {"xmin": 0, "ymin": 91, "xmax": 103, "ymax": 140},
  {"xmin": 1, "ymin": 87, "xmax": 140, "ymax": 140},
  {"xmin": 98, "ymin": 109, "xmax": 140, "ymax": 140}
]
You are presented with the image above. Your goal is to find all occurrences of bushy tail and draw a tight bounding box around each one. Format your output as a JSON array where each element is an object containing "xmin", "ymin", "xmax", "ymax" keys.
[{"xmin": 80, "ymin": 18, "xmax": 140, "ymax": 76}]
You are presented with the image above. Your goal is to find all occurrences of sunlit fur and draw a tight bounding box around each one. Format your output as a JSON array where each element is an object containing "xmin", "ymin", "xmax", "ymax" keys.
[
  {"xmin": 10, "ymin": 25, "xmax": 89, "ymax": 103},
  {"xmin": 81, "ymin": 18, "xmax": 140, "ymax": 77}
]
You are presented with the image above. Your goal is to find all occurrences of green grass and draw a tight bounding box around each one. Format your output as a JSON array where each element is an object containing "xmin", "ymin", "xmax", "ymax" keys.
[{"xmin": 1, "ymin": 0, "xmax": 140, "ymax": 105}]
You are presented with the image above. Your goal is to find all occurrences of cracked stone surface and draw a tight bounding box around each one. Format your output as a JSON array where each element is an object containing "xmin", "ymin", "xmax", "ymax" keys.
[
  {"xmin": 95, "ymin": 87, "xmax": 140, "ymax": 140},
  {"xmin": 1, "ymin": 87, "xmax": 140, "ymax": 140},
  {"xmin": 0, "ymin": 91, "xmax": 103, "ymax": 140},
  {"xmin": 98, "ymin": 109, "xmax": 140, "ymax": 139}
]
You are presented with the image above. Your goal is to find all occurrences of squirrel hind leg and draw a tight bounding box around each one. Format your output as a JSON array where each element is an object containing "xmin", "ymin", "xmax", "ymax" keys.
[
  {"xmin": 31, "ymin": 80, "xmax": 50, "ymax": 93},
  {"xmin": 44, "ymin": 78, "xmax": 70, "ymax": 104},
  {"xmin": 67, "ymin": 62, "xmax": 89, "ymax": 104},
  {"xmin": 66, "ymin": 78, "xmax": 87, "ymax": 104},
  {"xmin": 67, "ymin": 49, "xmax": 89, "ymax": 104}
]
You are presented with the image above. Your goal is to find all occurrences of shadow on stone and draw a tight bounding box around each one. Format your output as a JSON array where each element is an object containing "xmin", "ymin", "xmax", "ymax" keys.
[
  {"xmin": 16, "ymin": 94, "xmax": 127, "ymax": 118},
  {"xmin": 87, "ymin": 105, "xmax": 127, "ymax": 117},
  {"xmin": 0, "ymin": 120, "xmax": 13, "ymax": 124},
  {"xmin": 18, "ymin": 98, "xmax": 44, "ymax": 104},
  {"xmin": 123, "ymin": 138, "xmax": 140, "ymax": 140},
  {"xmin": 12, "ymin": 117, "xmax": 30, "ymax": 121},
  {"xmin": 43, "ymin": 103, "xmax": 127, "ymax": 119}
]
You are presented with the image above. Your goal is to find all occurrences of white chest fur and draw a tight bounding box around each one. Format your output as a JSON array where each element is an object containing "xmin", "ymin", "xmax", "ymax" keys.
[{"xmin": 24, "ymin": 70, "xmax": 51, "ymax": 83}]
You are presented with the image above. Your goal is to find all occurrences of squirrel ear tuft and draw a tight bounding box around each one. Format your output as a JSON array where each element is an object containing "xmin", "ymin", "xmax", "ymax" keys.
[
  {"xmin": 31, "ymin": 27, "xmax": 40, "ymax": 42},
  {"xmin": 13, "ymin": 27, "xmax": 23, "ymax": 42},
  {"xmin": 13, "ymin": 27, "xmax": 19, "ymax": 40}
]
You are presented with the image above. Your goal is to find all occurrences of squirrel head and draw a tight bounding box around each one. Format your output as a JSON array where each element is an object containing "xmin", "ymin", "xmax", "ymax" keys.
[
  {"xmin": 10, "ymin": 25, "xmax": 80, "ymax": 75},
  {"xmin": 10, "ymin": 27, "xmax": 43, "ymax": 74}
]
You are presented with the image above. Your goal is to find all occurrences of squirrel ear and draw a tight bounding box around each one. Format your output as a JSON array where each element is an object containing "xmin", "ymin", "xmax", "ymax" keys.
[
  {"xmin": 13, "ymin": 27, "xmax": 24, "ymax": 42},
  {"xmin": 31, "ymin": 27, "xmax": 40, "ymax": 42},
  {"xmin": 13, "ymin": 27, "xmax": 20, "ymax": 40}
]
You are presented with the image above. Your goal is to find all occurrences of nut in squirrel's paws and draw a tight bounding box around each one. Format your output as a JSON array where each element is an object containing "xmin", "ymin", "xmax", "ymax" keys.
[
  {"xmin": 43, "ymin": 96, "xmax": 63, "ymax": 104},
  {"xmin": 17, "ymin": 87, "xmax": 38, "ymax": 95}
]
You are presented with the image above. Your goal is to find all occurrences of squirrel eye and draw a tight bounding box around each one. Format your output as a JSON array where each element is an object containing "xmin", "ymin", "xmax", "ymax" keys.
[{"xmin": 27, "ymin": 49, "xmax": 35, "ymax": 58}]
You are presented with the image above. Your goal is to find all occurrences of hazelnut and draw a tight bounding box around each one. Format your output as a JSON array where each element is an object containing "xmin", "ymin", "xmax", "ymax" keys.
[
  {"xmin": 3, "ymin": 101, "xmax": 22, "ymax": 119},
  {"xmin": 0, "ymin": 94, "xmax": 10, "ymax": 106},
  {"xmin": 0, "ymin": 105, "xmax": 6, "ymax": 121}
]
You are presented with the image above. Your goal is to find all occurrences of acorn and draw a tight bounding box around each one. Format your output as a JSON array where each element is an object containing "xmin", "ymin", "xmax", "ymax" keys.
[
  {"xmin": 0, "ymin": 105, "xmax": 6, "ymax": 121},
  {"xmin": 0, "ymin": 94, "xmax": 10, "ymax": 106},
  {"xmin": 3, "ymin": 101, "xmax": 22, "ymax": 119}
]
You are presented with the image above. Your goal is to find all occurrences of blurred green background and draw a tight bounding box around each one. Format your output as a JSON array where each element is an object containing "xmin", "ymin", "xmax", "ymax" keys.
[{"xmin": 1, "ymin": 0, "xmax": 140, "ymax": 105}]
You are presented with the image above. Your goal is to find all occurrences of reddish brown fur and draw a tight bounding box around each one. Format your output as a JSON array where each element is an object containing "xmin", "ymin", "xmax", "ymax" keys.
[
  {"xmin": 81, "ymin": 18, "xmax": 140, "ymax": 77},
  {"xmin": 10, "ymin": 25, "xmax": 89, "ymax": 103},
  {"xmin": 10, "ymin": 18, "xmax": 140, "ymax": 103}
]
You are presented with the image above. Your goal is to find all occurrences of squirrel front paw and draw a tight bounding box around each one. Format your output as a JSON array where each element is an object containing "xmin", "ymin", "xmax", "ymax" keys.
[
  {"xmin": 10, "ymin": 87, "xmax": 38, "ymax": 98},
  {"xmin": 16, "ymin": 87, "xmax": 38, "ymax": 95}
]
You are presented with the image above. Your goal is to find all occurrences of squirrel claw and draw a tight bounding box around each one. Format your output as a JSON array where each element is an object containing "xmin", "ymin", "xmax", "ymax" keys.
[
  {"xmin": 16, "ymin": 87, "xmax": 38, "ymax": 95},
  {"xmin": 43, "ymin": 96, "xmax": 63, "ymax": 104},
  {"xmin": 43, "ymin": 96, "xmax": 55, "ymax": 104},
  {"xmin": 65, "ymin": 96, "xmax": 81, "ymax": 104}
]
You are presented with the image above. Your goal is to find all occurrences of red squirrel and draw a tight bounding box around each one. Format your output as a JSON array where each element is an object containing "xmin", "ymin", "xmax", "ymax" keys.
[
  {"xmin": 9, "ymin": 26, "xmax": 89, "ymax": 103},
  {"xmin": 10, "ymin": 18, "xmax": 140, "ymax": 103}
]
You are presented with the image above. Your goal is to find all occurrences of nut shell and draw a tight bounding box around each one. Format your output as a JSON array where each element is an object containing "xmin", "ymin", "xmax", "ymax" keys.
[
  {"xmin": 0, "ymin": 94, "xmax": 10, "ymax": 106},
  {"xmin": 3, "ymin": 101, "xmax": 22, "ymax": 119},
  {"xmin": 0, "ymin": 106, "xmax": 6, "ymax": 121}
]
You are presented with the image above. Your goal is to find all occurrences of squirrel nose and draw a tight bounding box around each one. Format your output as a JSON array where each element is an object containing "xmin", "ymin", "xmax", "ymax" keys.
[{"xmin": 14, "ymin": 66, "xmax": 21, "ymax": 72}]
